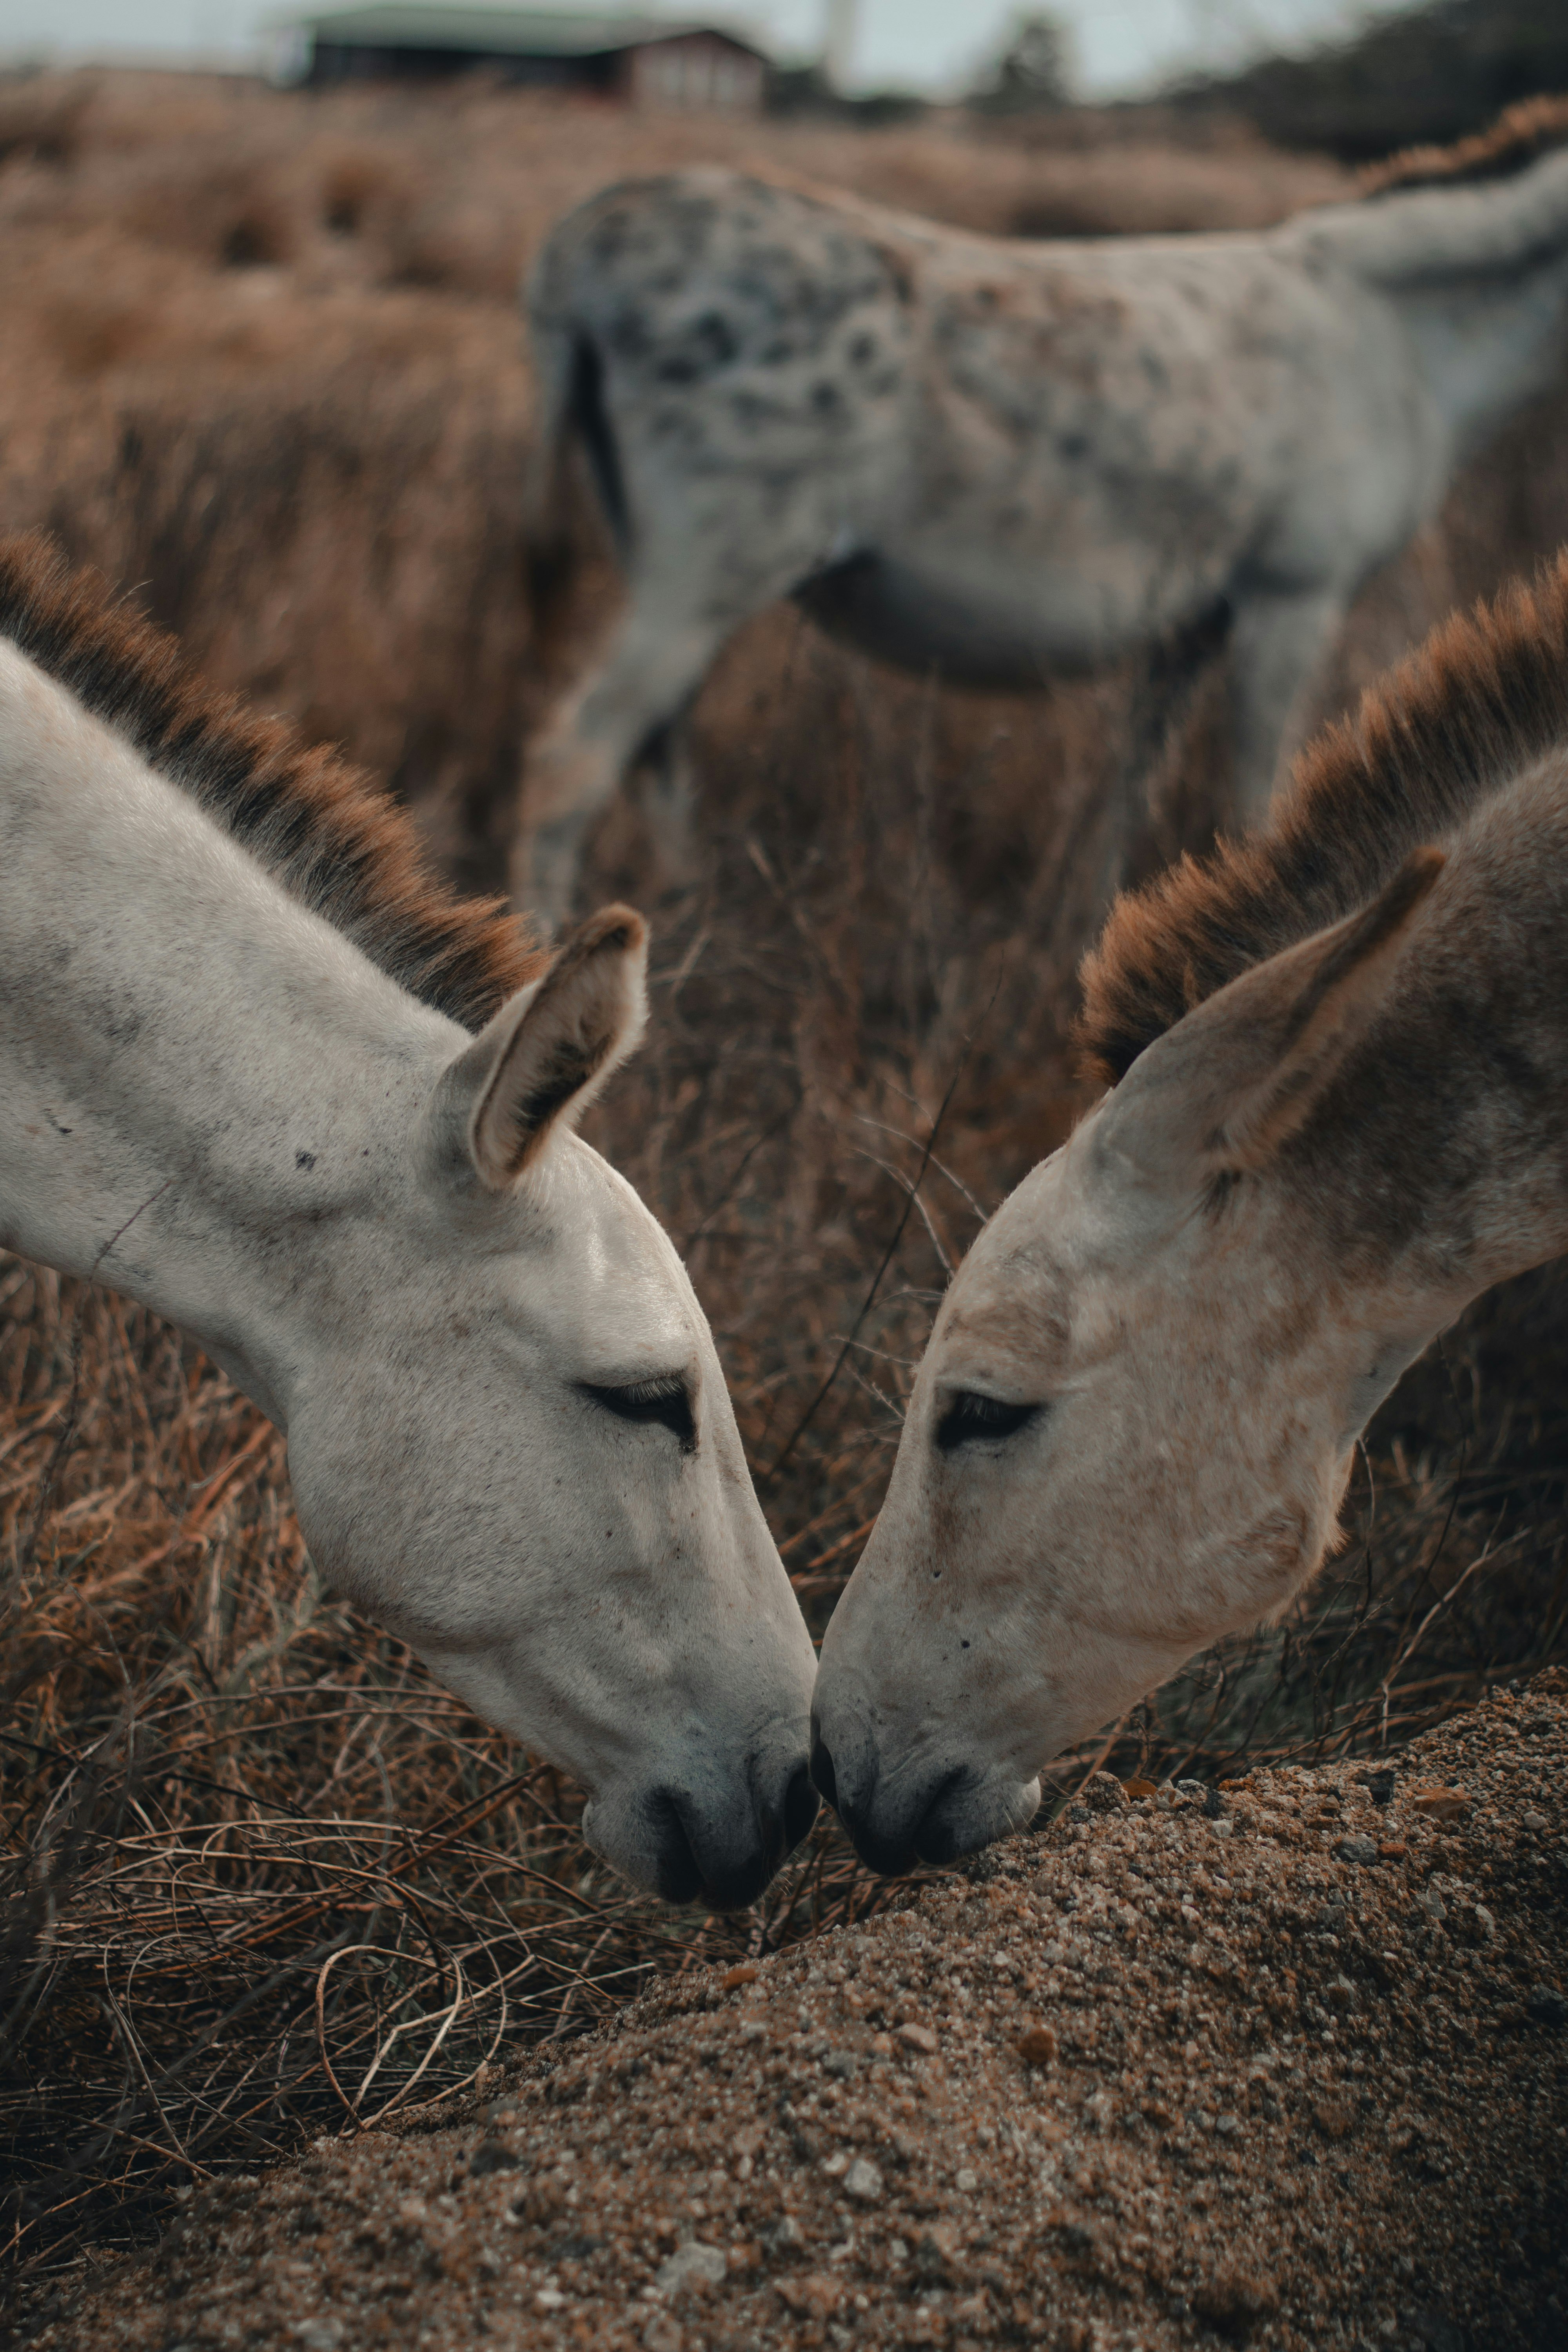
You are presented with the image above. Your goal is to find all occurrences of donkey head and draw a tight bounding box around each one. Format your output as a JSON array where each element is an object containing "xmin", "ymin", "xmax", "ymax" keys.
[
  {"xmin": 284, "ymin": 908, "xmax": 818, "ymax": 1908},
  {"xmin": 811, "ymin": 853, "xmax": 1445, "ymax": 1875}
]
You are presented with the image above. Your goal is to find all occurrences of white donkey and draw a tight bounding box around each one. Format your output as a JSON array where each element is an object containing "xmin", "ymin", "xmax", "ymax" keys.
[
  {"xmin": 518, "ymin": 98, "xmax": 1568, "ymax": 919},
  {"xmin": 810, "ymin": 553, "xmax": 1568, "ymax": 1873},
  {"xmin": 0, "ymin": 536, "xmax": 818, "ymax": 1909}
]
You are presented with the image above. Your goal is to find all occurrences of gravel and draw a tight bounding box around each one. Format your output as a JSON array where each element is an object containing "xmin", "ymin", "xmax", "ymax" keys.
[{"xmin": 20, "ymin": 1673, "xmax": 1567, "ymax": 2352}]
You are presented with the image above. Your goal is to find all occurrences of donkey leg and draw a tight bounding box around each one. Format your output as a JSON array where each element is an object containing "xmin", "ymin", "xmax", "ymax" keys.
[
  {"xmin": 521, "ymin": 753, "xmax": 622, "ymax": 935},
  {"xmin": 638, "ymin": 719, "xmax": 700, "ymax": 898},
  {"xmin": 513, "ymin": 601, "xmax": 731, "ymax": 926},
  {"xmin": 1228, "ymin": 584, "xmax": 1349, "ymax": 829}
]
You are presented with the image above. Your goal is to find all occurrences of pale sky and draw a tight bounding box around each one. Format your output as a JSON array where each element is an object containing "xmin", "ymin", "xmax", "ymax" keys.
[{"xmin": 0, "ymin": 0, "xmax": 1408, "ymax": 100}]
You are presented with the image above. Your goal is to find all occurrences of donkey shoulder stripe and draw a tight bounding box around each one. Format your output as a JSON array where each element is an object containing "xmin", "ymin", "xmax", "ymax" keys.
[{"xmin": 0, "ymin": 533, "xmax": 543, "ymax": 1032}]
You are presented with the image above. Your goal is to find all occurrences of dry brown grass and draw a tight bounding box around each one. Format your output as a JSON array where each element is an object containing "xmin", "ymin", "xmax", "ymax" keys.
[
  {"xmin": 0, "ymin": 72, "xmax": 1348, "ymax": 289},
  {"xmin": 2, "ymin": 67, "xmax": 1567, "ymax": 2314}
]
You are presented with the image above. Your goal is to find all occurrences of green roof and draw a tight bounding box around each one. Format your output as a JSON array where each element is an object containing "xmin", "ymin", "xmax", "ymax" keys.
[{"xmin": 291, "ymin": 6, "xmax": 766, "ymax": 59}]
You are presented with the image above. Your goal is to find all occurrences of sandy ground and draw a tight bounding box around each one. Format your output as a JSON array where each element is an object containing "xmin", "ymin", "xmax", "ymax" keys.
[{"xmin": 21, "ymin": 1673, "xmax": 1566, "ymax": 2352}]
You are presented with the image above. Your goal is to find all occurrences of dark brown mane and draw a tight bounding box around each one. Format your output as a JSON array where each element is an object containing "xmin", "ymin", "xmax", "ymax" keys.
[
  {"xmin": 1076, "ymin": 552, "xmax": 1568, "ymax": 1088},
  {"xmin": 0, "ymin": 534, "xmax": 544, "ymax": 1031},
  {"xmin": 1359, "ymin": 94, "xmax": 1568, "ymax": 201}
]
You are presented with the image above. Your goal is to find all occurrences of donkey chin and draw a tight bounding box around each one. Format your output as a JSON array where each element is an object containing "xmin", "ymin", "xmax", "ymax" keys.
[{"xmin": 808, "ymin": 1717, "xmax": 1040, "ymax": 1878}]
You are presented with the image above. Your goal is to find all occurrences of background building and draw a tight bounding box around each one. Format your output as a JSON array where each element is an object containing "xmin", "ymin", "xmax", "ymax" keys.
[{"xmin": 281, "ymin": 6, "xmax": 769, "ymax": 110}]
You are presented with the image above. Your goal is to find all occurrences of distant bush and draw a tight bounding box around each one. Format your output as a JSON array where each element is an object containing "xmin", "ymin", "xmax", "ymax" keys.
[
  {"xmin": 1172, "ymin": 0, "xmax": 1568, "ymax": 162},
  {"xmin": 967, "ymin": 11, "xmax": 1074, "ymax": 117},
  {"xmin": 766, "ymin": 63, "xmax": 928, "ymax": 126}
]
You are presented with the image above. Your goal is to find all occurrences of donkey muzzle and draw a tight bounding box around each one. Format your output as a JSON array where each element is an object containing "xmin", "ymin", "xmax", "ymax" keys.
[{"xmin": 811, "ymin": 1711, "xmax": 1038, "ymax": 1877}]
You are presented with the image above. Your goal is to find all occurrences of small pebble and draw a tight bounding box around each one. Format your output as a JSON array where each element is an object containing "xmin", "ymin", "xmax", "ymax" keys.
[
  {"xmin": 842, "ymin": 2158, "xmax": 882, "ymax": 2203},
  {"xmin": 1082, "ymin": 1771, "xmax": 1131, "ymax": 1813},
  {"xmin": 654, "ymin": 2241, "xmax": 726, "ymax": 2295},
  {"xmin": 1017, "ymin": 2022, "xmax": 1059, "ymax": 2065},
  {"xmin": 1411, "ymin": 1786, "xmax": 1469, "ymax": 1822}
]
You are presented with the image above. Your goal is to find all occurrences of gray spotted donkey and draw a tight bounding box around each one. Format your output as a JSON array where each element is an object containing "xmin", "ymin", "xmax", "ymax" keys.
[{"xmin": 517, "ymin": 99, "xmax": 1568, "ymax": 921}]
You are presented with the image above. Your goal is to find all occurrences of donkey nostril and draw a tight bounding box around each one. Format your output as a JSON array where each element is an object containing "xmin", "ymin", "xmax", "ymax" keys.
[
  {"xmin": 649, "ymin": 1791, "xmax": 704, "ymax": 1907},
  {"xmin": 783, "ymin": 1760, "xmax": 819, "ymax": 1856},
  {"xmin": 907, "ymin": 1767, "xmax": 974, "ymax": 1868},
  {"xmin": 809, "ymin": 1727, "xmax": 839, "ymax": 1816}
]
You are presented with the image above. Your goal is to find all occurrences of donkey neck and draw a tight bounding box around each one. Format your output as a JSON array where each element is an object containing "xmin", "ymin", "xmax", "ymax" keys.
[
  {"xmin": 1302, "ymin": 149, "xmax": 1568, "ymax": 457},
  {"xmin": 1290, "ymin": 761, "xmax": 1568, "ymax": 1393},
  {"xmin": 0, "ymin": 641, "xmax": 458, "ymax": 1426},
  {"xmin": 1394, "ymin": 253, "xmax": 1568, "ymax": 459}
]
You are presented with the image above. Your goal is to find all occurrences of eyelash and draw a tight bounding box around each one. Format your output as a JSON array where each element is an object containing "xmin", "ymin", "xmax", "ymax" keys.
[
  {"xmin": 934, "ymin": 1392, "xmax": 1040, "ymax": 1454},
  {"xmin": 582, "ymin": 1379, "xmax": 697, "ymax": 1452}
]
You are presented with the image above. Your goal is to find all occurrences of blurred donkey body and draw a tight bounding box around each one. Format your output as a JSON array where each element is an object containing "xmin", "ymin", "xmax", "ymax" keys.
[
  {"xmin": 813, "ymin": 557, "xmax": 1568, "ymax": 1874},
  {"xmin": 518, "ymin": 101, "xmax": 1568, "ymax": 919},
  {"xmin": 0, "ymin": 537, "xmax": 817, "ymax": 1909}
]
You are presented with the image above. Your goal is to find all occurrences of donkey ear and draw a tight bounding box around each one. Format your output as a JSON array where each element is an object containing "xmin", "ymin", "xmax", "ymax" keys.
[
  {"xmin": 428, "ymin": 905, "xmax": 648, "ymax": 1192},
  {"xmin": 1097, "ymin": 849, "xmax": 1444, "ymax": 1185}
]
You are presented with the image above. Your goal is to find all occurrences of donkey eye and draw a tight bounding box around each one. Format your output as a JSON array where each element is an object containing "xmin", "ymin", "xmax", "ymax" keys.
[
  {"xmin": 935, "ymin": 1391, "xmax": 1039, "ymax": 1453},
  {"xmin": 582, "ymin": 1377, "xmax": 696, "ymax": 1451}
]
